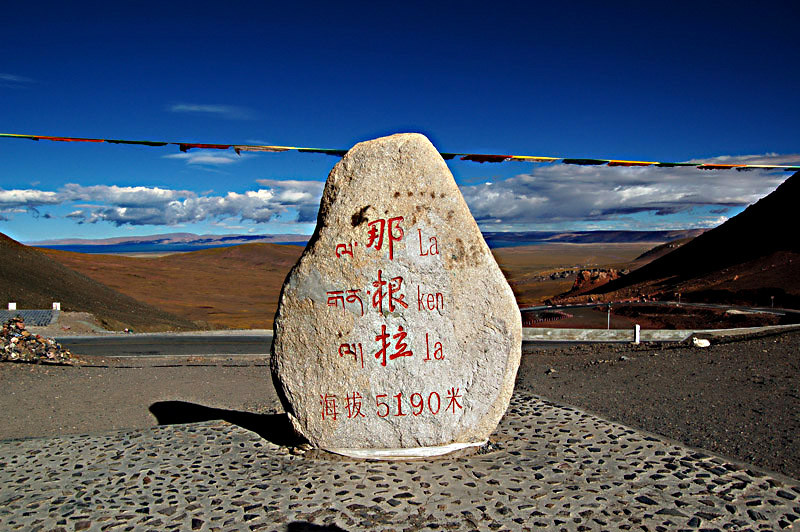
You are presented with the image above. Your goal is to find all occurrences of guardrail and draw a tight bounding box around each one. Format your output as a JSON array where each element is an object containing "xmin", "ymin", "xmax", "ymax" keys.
[{"xmin": 522, "ymin": 323, "xmax": 800, "ymax": 342}]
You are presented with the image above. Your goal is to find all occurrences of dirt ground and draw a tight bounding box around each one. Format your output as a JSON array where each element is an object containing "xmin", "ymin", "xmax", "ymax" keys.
[
  {"xmin": 518, "ymin": 329, "xmax": 800, "ymax": 479},
  {"xmin": 1, "ymin": 329, "xmax": 798, "ymax": 480},
  {"xmin": 28, "ymin": 311, "xmax": 111, "ymax": 337}
]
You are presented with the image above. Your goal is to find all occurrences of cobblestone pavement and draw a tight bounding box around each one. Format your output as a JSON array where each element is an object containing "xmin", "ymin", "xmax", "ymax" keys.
[{"xmin": 1, "ymin": 391, "xmax": 798, "ymax": 531}]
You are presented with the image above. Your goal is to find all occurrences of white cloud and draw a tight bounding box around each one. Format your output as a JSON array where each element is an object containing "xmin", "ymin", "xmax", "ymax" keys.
[
  {"xmin": 459, "ymin": 154, "xmax": 797, "ymax": 229},
  {"xmin": 168, "ymin": 103, "xmax": 257, "ymax": 120},
  {"xmin": 164, "ymin": 151, "xmax": 243, "ymax": 165},
  {"xmin": 1, "ymin": 180, "xmax": 326, "ymax": 227},
  {"xmin": 256, "ymin": 179, "xmax": 325, "ymax": 222},
  {"xmin": 0, "ymin": 189, "xmax": 60, "ymax": 207},
  {"xmin": 687, "ymin": 153, "xmax": 800, "ymax": 166},
  {"xmin": 60, "ymin": 184, "xmax": 195, "ymax": 206},
  {"xmin": 211, "ymin": 221, "xmax": 248, "ymax": 230},
  {"xmin": 698, "ymin": 215, "xmax": 730, "ymax": 227},
  {"xmin": 0, "ymin": 73, "xmax": 34, "ymax": 88},
  {"xmin": 0, "ymin": 73, "xmax": 33, "ymax": 82}
]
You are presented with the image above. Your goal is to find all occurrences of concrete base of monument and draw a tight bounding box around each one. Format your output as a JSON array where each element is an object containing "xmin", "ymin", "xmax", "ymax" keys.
[{"xmin": 325, "ymin": 439, "xmax": 488, "ymax": 460}]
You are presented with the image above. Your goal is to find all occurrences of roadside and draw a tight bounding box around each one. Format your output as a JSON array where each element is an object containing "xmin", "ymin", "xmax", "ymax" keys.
[
  {"xmin": 27, "ymin": 311, "xmax": 273, "ymax": 338},
  {"xmin": 0, "ymin": 355, "xmax": 282, "ymax": 441},
  {"xmin": 27, "ymin": 311, "xmax": 115, "ymax": 337}
]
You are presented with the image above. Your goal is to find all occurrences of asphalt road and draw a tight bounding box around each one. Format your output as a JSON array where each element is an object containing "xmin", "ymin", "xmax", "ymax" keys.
[
  {"xmin": 58, "ymin": 335, "xmax": 275, "ymax": 357},
  {"xmin": 57, "ymin": 334, "xmax": 584, "ymax": 357}
]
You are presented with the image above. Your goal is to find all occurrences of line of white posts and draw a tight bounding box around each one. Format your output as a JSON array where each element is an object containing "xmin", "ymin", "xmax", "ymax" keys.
[{"xmin": 6, "ymin": 302, "xmax": 60, "ymax": 310}]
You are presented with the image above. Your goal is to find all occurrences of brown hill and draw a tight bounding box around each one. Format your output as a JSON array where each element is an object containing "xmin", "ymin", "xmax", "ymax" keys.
[
  {"xmin": 492, "ymin": 243, "xmax": 658, "ymax": 306},
  {"xmin": 41, "ymin": 243, "xmax": 304, "ymax": 329},
  {"xmin": 0, "ymin": 233, "xmax": 197, "ymax": 331},
  {"xmin": 567, "ymin": 170, "xmax": 800, "ymax": 308},
  {"xmin": 627, "ymin": 236, "xmax": 696, "ymax": 270}
]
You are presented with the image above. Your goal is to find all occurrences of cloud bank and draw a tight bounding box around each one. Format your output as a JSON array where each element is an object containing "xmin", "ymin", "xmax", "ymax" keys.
[
  {"xmin": 0, "ymin": 181, "xmax": 324, "ymax": 227},
  {"xmin": 2, "ymin": 154, "xmax": 795, "ymax": 231},
  {"xmin": 460, "ymin": 154, "xmax": 797, "ymax": 229}
]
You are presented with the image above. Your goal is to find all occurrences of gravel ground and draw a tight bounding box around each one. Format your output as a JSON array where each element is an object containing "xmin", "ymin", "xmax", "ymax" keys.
[
  {"xmin": 518, "ymin": 329, "xmax": 800, "ymax": 479},
  {"xmin": 0, "ymin": 358, "xmax": 282, "ymax": 440},
  {"xmin": 1, "ymin": 329, "xmax": 798, "ymax": 480}
]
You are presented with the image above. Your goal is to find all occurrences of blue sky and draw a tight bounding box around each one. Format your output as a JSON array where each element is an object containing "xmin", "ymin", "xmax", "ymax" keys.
[{"xmin": 1, "ymin": 1, "xmax": 798, "ymax": 242}]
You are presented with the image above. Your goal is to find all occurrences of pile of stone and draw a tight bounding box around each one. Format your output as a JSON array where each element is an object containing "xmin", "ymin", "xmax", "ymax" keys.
[{"xmin": 1, "ymin": 317, "xmax": 74, "ymax": 364}]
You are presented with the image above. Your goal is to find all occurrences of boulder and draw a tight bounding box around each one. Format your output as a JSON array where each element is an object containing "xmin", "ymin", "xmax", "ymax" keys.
[{"xmin": 271, "ymin": 133, "xmax": 521, "ymax": 458}]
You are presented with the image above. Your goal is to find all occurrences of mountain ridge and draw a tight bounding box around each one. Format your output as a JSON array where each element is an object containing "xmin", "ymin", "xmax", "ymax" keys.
[
  {"xmin": 28, "ymin": 232, "xmax": 310, "ymax": 246},
  {"xmin": 27, "ymin": 229, "xmax": 706, "ymax": 252}
]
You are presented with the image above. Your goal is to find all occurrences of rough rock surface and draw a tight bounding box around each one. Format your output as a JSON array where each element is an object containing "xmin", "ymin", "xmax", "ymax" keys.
[
  {"xmin": 271, "ymin": 133, "xmax": 521, "ymax": 456},
  {"xmin": 570, "ymin": 268, "xmax": 622, "ymax": 293}
]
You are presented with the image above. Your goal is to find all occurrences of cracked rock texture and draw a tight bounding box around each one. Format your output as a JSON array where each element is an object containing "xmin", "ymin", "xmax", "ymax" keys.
[{"xmin": 271, "ymin": 133, "xmax": 521, "ymax": 454}]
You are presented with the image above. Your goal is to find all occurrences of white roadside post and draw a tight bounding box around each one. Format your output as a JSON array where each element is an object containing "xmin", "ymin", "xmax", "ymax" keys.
[
  {"xmin": 634, "ymin": 324, "xmax": 641, "ymax": 344},
  {"xmin": 8, "ymin": 302, "xmax": 16, "ymax": 310}
]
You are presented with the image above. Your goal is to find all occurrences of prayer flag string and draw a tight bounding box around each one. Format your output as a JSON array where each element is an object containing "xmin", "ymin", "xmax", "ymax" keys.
[{"xmin": 1, "ymin": 132, "xmax": 797, "ymax": 171}]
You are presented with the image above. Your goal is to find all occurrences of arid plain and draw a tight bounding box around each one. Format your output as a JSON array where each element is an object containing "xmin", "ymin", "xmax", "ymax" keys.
[{"xmin": 40, "ymin": 242, "xmax": 656, "ymax": 330}]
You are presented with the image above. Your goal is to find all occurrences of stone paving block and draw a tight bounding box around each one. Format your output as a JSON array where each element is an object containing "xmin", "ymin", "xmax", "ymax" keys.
[{"xmin": 1, "ymin": 390, "xmax": 798, "ymax": 531}]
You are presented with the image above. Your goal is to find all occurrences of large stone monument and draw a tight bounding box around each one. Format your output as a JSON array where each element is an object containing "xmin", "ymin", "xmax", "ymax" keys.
[{"xmin": 271, "ymin": 133, "xmax": 521, "ymax": 458}]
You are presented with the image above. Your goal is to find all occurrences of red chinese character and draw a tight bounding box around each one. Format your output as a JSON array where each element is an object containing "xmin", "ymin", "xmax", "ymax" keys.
[
  {"xmin": 388, "ymin": 276, "xmax": 408, "ymax": 311},
  {"xmin": 345, "ymin": 392, "xmax": 366, "ymax": 418},
  {"xmin": 366, "ymin": 216, "xmax": 404, "ymax": 260},
  {"xmin": 386, "ymin": 216, "xmax": 404, "ymax": 260},
  {"xmin": 320, "ymin": 393, "xmax": 338, "ymax": 420},
  {"xmin": 371, "ymin": 271, "xmax": 387, "ymax": 313},
  {"xmin": 327, "ymin": 290, "xmax": 345, "ymax": 309},
  {"xmin": 345, "ymin": 289, "xmax": 364, "ymax": 317},
  {"xmin": 374, "ymin": 325, "xmax": 390, "ymax": 367},
  {"xmin": 372, "ymin": 270, "xmax": 407, "ymax": 314},
  {"xmin": 366, "ymin": 219, "xmax": 385, "ymax": 252},
  {"xmin": 374, "ymin": 325, "xmax": 413, "ymax": 367},
  {"xmin": 445, "ymin": 387, "xmax": 463, "ymax": 413},
  {"xmin": 390, "ymin": 325, "xmax": 412, "ymax": 361}
]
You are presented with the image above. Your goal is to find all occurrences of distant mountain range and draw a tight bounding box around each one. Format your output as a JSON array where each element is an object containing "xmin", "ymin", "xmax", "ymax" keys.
[
  {"xmin": 28, "ymin": 229, "xmax": 706, "ymax": 253},
  {"xmin": 481, "ymin": 230, "xmax": 706, "ymax": 248},
  {"xmin": 28, "ymin": 233, "xmax": 312, "ymax": 253}
]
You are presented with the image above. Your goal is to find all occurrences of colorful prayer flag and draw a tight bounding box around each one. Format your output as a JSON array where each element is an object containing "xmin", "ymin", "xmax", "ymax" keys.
[{"xmin": 0, "ymin": 132, "xmax": 796, "ymax": 171}]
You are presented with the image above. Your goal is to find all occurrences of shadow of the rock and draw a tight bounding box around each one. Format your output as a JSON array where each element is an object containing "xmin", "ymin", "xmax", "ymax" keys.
[{"xmin": 149, "ymin": 401, "xmax": 306, "ymax": 447}]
